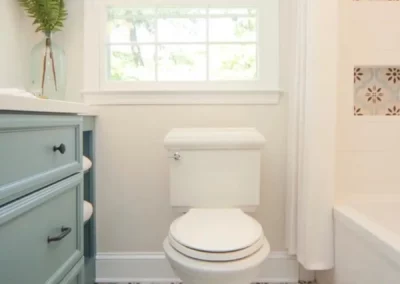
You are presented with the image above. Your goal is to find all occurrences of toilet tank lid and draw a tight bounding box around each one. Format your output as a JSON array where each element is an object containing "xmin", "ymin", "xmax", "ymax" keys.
[{"xmin": 164, "ymin": 128, "xmax": 265, "ymax": 150}]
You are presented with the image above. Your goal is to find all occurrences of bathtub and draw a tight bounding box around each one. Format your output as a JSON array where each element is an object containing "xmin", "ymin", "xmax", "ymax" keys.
[{"xmin": 333, "ymin": 196, "xmax": 400, "ymax": 284}]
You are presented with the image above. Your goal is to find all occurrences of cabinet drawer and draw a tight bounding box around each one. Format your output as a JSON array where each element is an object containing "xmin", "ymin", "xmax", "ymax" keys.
[
  {"xmin": 60, "ymin": 258, "xmax": 84, "ymax": 284},
  {"xmin": 0, "ymin": 174, "xmax": 83, "ymax": 284},
  {"xmin": 0, "ymin": 114, "xmax": 82, "ymax": 206}
]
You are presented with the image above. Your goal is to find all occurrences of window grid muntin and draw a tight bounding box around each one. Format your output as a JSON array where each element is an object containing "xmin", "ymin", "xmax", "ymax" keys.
[
  {"xmin": 206, "ymin": 8, "xmax": 210, "ymax": 80},
  {"xmin": 106, "ymin": 6, "xmax": 258, "ymax": 82},
  {"xmin": 155, "ymin": 7, "xmax": 159, "ymax": 80}
]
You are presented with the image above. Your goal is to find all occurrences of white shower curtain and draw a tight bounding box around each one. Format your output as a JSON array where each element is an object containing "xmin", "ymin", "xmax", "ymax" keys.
[{"xmin": 286, "ymin": 0, "xmax": 337, "ymax": 270}]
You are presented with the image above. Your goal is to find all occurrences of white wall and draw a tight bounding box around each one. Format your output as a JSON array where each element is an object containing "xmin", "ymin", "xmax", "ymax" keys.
[
  {"xmin": 4, "ymin": 0, "xmax": 290, "ymax": 253},
  {"xmin": 318, "ymin": 1, "xmax": 400, "ymax": 283},
  {"xmin": 95, "ymin": 103, "xmax": 288, "ymax": 251},
  {"xmin": 62, "ymin": 0, "xmax": 84, "ymax": 102},
  {"xmin": 92, "ymin": 1, "xmax": 291, "ymax": 252},
  {"xmin": 336, "ymin": 0, "xmax": 400, "ymax": 201},
  {"xmin": 0, "ymin": 0, "xmax": 83, "ymax": 97},
  {"xmin": 0, "ymin": 0, "xmax": 23, "ymax": 87}
]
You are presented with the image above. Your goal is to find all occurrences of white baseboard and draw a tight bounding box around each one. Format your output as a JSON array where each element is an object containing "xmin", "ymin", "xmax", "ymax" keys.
[{"xmin": 96, "ymin": 251, "xmax": 299, "ymax": 283}]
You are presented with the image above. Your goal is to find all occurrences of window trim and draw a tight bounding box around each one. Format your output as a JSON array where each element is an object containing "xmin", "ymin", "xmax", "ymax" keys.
[
  {"xmin": 82, "ymin": 0, "xmax": 281, "ymax": 104},
  {"xmin": 81, "ymin": 89, "xmax": 282, "ymax": 105}
]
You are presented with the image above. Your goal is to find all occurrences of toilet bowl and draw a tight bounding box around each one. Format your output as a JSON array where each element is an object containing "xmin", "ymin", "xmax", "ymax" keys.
[
  {"xmin": 163, "ymin": 128, "xmax": 268, "ymax": 284},
  {"xmin": 163, "ymin": 208, "xmax": 270, "ymax": 284}
]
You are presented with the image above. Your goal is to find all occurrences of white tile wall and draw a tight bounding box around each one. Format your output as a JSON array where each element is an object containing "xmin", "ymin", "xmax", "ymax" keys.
[{"xmin": 336, "ymin": 0, "xmax": 400, "ymax": 200}]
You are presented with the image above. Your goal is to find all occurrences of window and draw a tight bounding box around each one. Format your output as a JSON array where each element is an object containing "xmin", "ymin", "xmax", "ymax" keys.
[
  {"xmin": 83, "ymin": 0, "xmax": 280, "ymax": 100},
  {"xmin": 106, "ymin": 7, "xmax": 258, "ymax": 82}
]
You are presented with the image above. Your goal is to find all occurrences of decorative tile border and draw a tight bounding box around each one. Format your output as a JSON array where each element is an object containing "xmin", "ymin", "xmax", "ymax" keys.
[{"xmin": 354, "ymin": 66, "xmax": 400, "ymax": 116}]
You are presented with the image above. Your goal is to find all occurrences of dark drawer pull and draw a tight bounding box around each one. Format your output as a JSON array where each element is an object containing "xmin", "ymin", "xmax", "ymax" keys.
[
  {"xmin": 53, "ymin": 143, "xmax": 66, "ymax": 154},
  {"xmin": 47, "ymin": 226, "xmax": 72, "ymax": 243}
]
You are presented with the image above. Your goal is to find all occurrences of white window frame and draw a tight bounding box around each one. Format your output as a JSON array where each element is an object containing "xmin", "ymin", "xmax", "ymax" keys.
[{"xmin": 82, "ymin": 0, "xmax": 282, "ymax": 105}]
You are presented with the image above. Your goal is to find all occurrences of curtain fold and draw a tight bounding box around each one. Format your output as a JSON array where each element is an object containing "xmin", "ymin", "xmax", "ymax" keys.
[{"xmin": 291, "ymin": 0, "xmax": 337, "ymax": 270}]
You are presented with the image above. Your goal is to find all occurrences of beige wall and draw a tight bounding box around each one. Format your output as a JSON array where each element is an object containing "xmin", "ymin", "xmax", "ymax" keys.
[
  {"xmin": 316, "ymin": 269, "xmax": 334, "ymax": 284},
  {"xmin": 93, "ymin": 2, "xmax": 291, "ymax": 252},
  {"xmin": 5, "ymin": 0, "xmax": 291, "ymax": 253},
  {"xmin": 318, "ymin": 1, "xmax": 400, "ymax": 283},
  {"xmin": 336, "ymin": 0, "xmax": 400, "ymax": 201},
  {"xmin": 95, "ymin": 103, "xmax": 288, "ymax": 252},
  {"xmin": 0, "ymin": 0, "xmax": 83, "ymax": 97},
  {"xmin": 62, "ymin": 0, "xmax": 84, "ymax": 102},
  {"xmin": 0, "ymin": 0, "xmax": 23, "ymax": 87}
]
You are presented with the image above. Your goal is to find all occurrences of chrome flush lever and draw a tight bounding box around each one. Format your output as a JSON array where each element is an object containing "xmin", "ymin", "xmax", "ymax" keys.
[{"xmin": 169, "ymin": 152, "xmax": 181, "ymax": 161}]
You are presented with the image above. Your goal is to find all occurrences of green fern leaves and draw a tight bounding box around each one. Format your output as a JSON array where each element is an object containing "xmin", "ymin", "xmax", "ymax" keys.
[{"xmin": 18, "ymin": 0, "xmax": 68, "ymax": 33}]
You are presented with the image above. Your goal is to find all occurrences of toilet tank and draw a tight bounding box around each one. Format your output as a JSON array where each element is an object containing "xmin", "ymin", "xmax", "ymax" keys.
[{"xmin": 164, "ymin": 128, "xmax": 265, "ymax": 209}]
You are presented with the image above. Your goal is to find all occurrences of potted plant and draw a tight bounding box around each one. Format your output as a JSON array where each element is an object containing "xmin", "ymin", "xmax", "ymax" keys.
[{"xmin": 18, "ymin": 0, "xmax": 68, "ymax": 99}]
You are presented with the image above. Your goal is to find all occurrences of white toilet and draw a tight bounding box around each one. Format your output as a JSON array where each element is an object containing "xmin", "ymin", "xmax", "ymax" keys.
[{"xmin": 163, "ymin": 128, "xmax": 270, "ymax": 284}]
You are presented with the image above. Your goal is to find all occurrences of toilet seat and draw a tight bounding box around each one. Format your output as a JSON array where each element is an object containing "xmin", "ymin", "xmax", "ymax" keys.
[
  {"xmin": 169, "ymin": 208, "xmax": 264, "ymax": 261},
  {"xmin": 168, "ymin": 232, "xmax": 264, "ymax": 261}
]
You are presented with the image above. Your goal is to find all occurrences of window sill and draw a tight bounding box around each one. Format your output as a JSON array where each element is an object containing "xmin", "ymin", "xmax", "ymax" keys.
[{"xmin": 81, "ymin": 90, "xmax": 283, "ymax": 105}]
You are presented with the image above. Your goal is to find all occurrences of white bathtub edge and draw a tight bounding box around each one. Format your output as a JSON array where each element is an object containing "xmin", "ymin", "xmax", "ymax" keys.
[{"xmin": 334, "ymin": 205, "xmax": 400, "ymax": 268}]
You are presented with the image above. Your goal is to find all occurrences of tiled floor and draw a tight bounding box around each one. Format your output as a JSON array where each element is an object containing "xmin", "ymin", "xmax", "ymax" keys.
[{"xmin": 105, "ymin": 282, "xmax": 315, "ymax": 284}]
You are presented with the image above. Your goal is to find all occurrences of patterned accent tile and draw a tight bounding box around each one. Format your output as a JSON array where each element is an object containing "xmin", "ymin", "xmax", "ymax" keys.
[{"xmin": 354, "ymin": 66, "xmax": 400, "ymax": 116}]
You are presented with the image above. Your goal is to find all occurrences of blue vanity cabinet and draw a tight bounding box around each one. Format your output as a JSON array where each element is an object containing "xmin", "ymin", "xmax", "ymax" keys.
[
  {"xmin": 0, "ymin": 114, "xmax": 82, "ymax": 206},
  {"xmin": 60, "ymin": 258, "xmax": 85, "ymax": 284},
  {"xmin": 0, "ymin": 113, "xmax": 85, "ymax": 284},
  {"xmin": 83, "ymin": 116, "xmax": 96, "ymax": 284}
]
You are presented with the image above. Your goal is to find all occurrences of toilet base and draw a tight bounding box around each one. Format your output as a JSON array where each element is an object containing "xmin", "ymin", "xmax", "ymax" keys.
[
  {"xmin": 163, "ymin": 237, "xmax": 270, "ymax": 284},
  {"xmin": 170, "ymin": 263, "xmax": 261, "ymax": 284}
]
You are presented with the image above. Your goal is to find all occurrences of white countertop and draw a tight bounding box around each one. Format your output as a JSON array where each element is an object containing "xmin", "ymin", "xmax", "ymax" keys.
[{"xmin": 0, "ymin": 95, "xmax": 96, "ymax": 115}]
